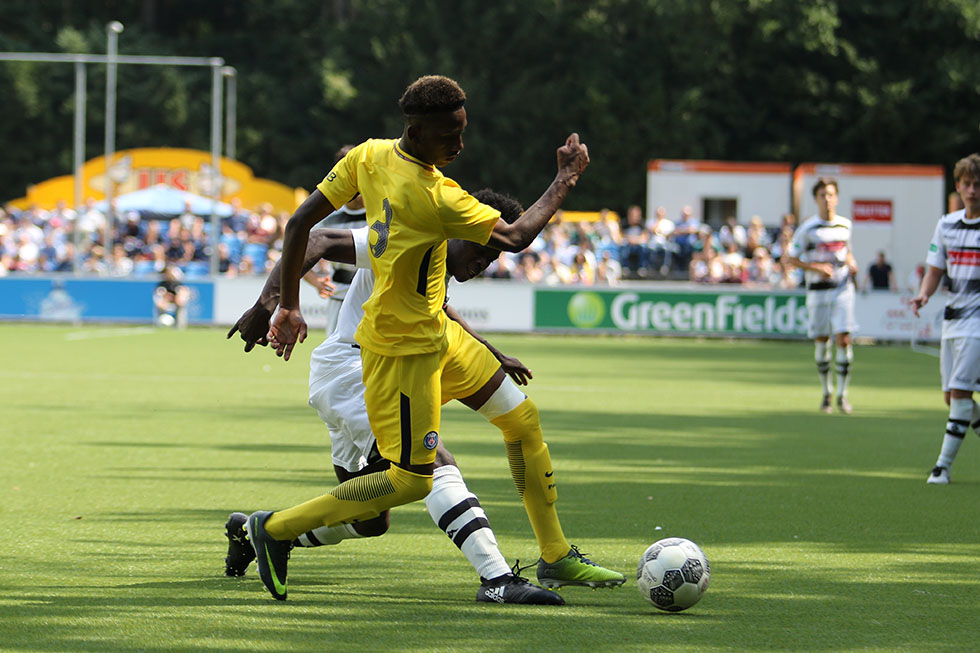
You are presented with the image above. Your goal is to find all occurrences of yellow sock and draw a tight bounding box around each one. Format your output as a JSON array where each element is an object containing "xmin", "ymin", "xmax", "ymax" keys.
[
  {"xmin": 264, "ymin": 465, "xmax": 432, "ymax": 540},
  {"xmin": 491, "ymin": 398, "xmax": 569, "ymax": 563}
]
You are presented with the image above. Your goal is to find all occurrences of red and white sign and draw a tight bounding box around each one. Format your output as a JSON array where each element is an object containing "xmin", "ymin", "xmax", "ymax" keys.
[{"xmin": 853, "ymin": 199, "xmax": 893, "ymax": 223}]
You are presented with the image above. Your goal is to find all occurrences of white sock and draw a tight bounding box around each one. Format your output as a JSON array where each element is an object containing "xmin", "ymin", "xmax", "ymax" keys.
[
  {"xmin": 815, "ymin": 341, "xmax": 832, "ymax": 396},
  {"xmin": 835, "ymin": 344, "xmax": 853, "ymax": 398},
  {"xmin": 937, "ymin": 398, "xmax": 972, "ymax": 469},
  {"xmin": 425, "ymin": 465, "xmax": 511, "ymax": 581},
  {"xmin": 294, "ymin": 522, "xmax": 363, "ymax": 547}
]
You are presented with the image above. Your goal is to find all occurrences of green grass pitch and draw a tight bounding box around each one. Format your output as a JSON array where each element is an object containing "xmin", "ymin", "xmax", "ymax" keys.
[{"xmin": 2, "ymin": 324, "xmax": 978, "ymax": 652}]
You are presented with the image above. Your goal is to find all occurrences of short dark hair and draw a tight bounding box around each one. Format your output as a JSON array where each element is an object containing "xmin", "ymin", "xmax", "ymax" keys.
[
  {"xmin": 954, "ymin": 154, "xmax": 980, "ymax": 184},
  {"xmin": 334, "ymin": 144, "xmax": 355, "ymax": 163},
  {"xmin": 472, "ymin": 188, "xmax": 522, "ymax": 225},
  {"xmin": 398, "ymin": 75, "xmax": 466, "ymax": 116},
  {"xmin": 812, "ymin": 177, "xmax": 838, "ymax": 197}
]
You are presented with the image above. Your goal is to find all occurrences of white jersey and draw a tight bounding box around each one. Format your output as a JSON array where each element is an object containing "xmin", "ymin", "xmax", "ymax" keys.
[
  {"xmin": 925, "ymin": 209, "xmax": 980, "ymax": 340},
  {"xmin": 788, "ymin": 215, "xmax": 855, "ymax": 300},
  {"xmin": 314, "ymin": 205, "xmax": 367, "ymax": 302}
]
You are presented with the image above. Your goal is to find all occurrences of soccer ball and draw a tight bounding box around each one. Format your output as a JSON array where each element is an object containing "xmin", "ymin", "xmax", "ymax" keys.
[{"xmin": 636, "ymin": 537, "xmax": 710, "ymax": 612}]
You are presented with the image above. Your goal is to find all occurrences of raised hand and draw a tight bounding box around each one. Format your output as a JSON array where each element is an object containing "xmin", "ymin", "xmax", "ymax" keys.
[
  {"xmin": 556, "ymin": 132, "xmax": 590, "ymax": 187},
  {"xmin": 267, "ymin": 307, "xmax": 308, "ymax": 361},
  {"xmin": 226, "ymin": 304, "xmax": 274, "ymax": 352}
]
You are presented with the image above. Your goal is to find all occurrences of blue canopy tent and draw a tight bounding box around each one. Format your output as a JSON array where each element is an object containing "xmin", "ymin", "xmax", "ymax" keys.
[{"xmin": 97, "ymin": 184, "xmax": 233, "ymax": 217}]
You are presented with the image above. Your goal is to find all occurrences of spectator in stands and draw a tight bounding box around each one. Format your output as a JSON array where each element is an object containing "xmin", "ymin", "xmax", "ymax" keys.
[
  {"xmin": 744, "ymin": 247, "xmax": 775, "ymax": 286},
  {"xmin": 864, "ymin": 251, "xmax": 896, "ymax": 291},
  {"xmin": 670, "ymin": 205, "xmax": 701, "ymax": 272},
  {"xmin": 225, "ymin": 197, "xmax": 252, "ymax": 233},
  {"xmin": 48, "ymin": 200, "xmax": 76, "ymax": 230},
  {"xmin": 484, "ymin": 250, "xmax": 516, "ymax": 279},
  {"xmin": 594, "ymin": 208, "xmax": 622, "ymax": 259},
  {"xmin": 620, "ymin": 204, "xmax": 651, "ymax": 278},
  {"xmin": 744, "ymin": 215, "xmax": 771, "ymax": 256},
  {"xmin": 596, "ymin": 250, "xmax": 622, "ymax": 285},
  {"xmin": 718, "ymin": 215, "xmax": 747, "ymax": 252},
  {"xmin": 646, "ymin": 205, "xmax": 676, "ymax": 276},
  {"xmin": 514, "ymin": 252, "xmax": 544, "ymax": 283},
  {"xmin": 107, "ymin": 242, "xmax": 134, "ymax": 277},
  {"xmin": 720, "ymin": 241, "xmax": 746, "ymax": 283}
]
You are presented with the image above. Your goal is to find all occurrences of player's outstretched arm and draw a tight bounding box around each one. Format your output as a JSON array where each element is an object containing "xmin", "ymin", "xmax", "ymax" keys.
[
  {"xmin": 486, "ymin": 133, "xmax": 589, "ymax": 253},
  {"xmin": 443, "ymin": 304, "xmax": 532, "ymax": 385},
  {"xmin": 269, "ymin": 191, "xmax": 339, "ymax": 359},
  {"xmin": 227, "ymin": 228, "xmax": 355, "ymax": 352},
  {"xmin": 909, "ymin": 265, "xmax": 945, "ymax": 317}
]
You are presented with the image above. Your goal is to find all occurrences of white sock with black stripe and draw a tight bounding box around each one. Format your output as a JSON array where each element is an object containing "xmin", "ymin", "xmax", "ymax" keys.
[
  {"xmin": 937, "ymin": 398, "xmax": 972, "ymax": 469},
  {"xmin": 835, "ymin": 344, "xmax": 853, "ymax": 398},
  {"xmin": 293, "ymin": 522, "xmax": 363, "ymax": 547},
  {"xmin": 815, "ymin": 341, "xmax": 832, "ymax": 396},
  {"xmin": 425, "ymin": 464, "xmax": 511, "ymax": 581}
]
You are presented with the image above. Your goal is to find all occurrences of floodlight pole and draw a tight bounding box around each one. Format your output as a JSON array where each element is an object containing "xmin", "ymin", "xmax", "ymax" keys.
[
  {"xmin": 0, "ymin": 47, "xmax": 230, "ymax": 276},
  {"xmin": 104, "ymin": 20, "xmax": 123, "ymax": 256},
  {"xmin": 73, "ymin": 61, "xmax": 86, "ymax": 274},
  {"xmin": 222, "ymin": 66, "xmax": 237, "ymax": 161},
  {"xmin": 210, "ymin": 61, "xmax": 223, "ymax": 275}
]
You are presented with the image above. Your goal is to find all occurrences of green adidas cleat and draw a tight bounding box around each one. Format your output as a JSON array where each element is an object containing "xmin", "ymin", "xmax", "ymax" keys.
[
  {"xmin": 245, "ymin": 510, "xmax": 292, "ymax": 600},
  {"xmin": 536, "ymin": 545, "xmax": 626, "ymax": 589}
]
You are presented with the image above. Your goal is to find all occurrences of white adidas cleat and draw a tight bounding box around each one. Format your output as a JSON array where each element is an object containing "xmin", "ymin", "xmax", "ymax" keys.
[{"xmin": 926, "ymin": 466, "xmax": 950, "ymax": 484}]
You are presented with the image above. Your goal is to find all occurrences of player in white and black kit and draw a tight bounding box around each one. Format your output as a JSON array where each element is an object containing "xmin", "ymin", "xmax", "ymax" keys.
[
  {"xmin": 910, "ymin": 154, "xmax": 980, "ymax": 484},
  {"xmin": 785, "ymin": 177, "xmax": 859, "ymax": 414}
]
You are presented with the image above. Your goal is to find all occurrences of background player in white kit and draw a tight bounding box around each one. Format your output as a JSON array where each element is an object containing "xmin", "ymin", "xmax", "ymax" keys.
[
  {"xmin": 784, "ymin": 177, "xmax": 859, "ymax": 414},
  {"xmin": 910, "ymin": 153, "xmax": 980, "ymax": 484},
  {"xmin": 224, "ymin": 189, "xmax": 603, "ymax": 603}
]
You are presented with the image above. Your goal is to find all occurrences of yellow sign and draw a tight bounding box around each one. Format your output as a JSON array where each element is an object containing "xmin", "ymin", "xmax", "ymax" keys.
[{"xmin": 9, "ymin": 147, "xmax": 304, "ymax": 214}]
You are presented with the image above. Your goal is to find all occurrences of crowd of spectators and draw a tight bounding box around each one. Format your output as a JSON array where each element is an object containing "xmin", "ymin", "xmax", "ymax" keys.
[
  {"xmin": 0, "ymin": 198, "xmax": 292, "ymax": 279},
  {"xmin": 479, "ymin": 204, "xmax": 806, "ymax": 288},
  {"xmin": 1, "ymin": 196, "xmax": 901, "ymax": 291}
]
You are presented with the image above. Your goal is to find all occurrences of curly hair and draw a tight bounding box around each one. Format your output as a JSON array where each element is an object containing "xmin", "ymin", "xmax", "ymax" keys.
[
  {"xmin": 398, "ymin": 75, "xmax": 466, "ymax": 115},
  {"xmin": 954, "ymin": 153, "xmax": 980, "ymax": 183},
  {"xmin": 472, "ymin": 188, "xmax": 523, "ymax": 225}
]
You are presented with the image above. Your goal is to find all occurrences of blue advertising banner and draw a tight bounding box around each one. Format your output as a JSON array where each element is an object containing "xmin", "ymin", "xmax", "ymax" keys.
[{"xmin": 0, "ymin": 277, "xmax": 214, "ymax": 323}]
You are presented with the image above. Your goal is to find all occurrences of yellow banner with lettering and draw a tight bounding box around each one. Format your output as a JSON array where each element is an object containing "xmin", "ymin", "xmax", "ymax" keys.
[{"xmin": 9, "ymin": 147, "xmax": 305, "ymax": 213}]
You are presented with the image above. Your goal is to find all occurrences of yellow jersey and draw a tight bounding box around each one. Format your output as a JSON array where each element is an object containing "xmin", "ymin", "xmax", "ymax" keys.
[{"xmin": 317, "ymin": 138, "xmax": 500, "ymax": 355}]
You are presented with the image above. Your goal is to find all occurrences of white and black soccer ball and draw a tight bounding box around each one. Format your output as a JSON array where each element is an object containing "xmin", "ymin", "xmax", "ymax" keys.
[{"xmin": 636, "ymin": 537, "xmax": 710, "ymax": 612}]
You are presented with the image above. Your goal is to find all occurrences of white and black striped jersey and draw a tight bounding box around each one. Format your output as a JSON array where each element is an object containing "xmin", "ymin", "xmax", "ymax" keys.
[
  {"xmin": 925, "ymin": 209, "xmax": 980, "ymax": 339},
  {"xmin": 788, "ymin": 215, "xmax": 854, "ymax": 298}
]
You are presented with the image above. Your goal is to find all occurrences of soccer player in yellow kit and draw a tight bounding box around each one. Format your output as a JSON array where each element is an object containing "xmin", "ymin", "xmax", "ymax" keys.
[{"xmin": 246, "ymin": 75, "xmax": 625, "ymax": 600}]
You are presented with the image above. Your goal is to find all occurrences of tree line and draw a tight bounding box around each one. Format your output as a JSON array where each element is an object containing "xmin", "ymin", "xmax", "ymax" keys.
[{"xmin": 1, "ymin": 0, "xmax": 978, "ymax": 214}]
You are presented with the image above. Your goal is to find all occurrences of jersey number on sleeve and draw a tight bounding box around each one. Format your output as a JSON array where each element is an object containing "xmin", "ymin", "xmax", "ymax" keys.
[{"xmin": 371, "ymin": 198, "xmax": 392, "ymax": 258}]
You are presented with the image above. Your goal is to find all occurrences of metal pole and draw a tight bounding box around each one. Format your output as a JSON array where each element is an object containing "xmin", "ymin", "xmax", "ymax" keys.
[
  {"xmin": 222, "ymin": 66, "xmax": 237, "ymax": 160},
  {"xmin": 73, "ymin": 61, "xmax": 86, "ymax": 275},
  {"xmin": 103, "ymin": 20, "xmax": 123, "ymax": 260},
  {"xmin": 209, "ymin": 61, "xmax": 223, "ymax": 275}
]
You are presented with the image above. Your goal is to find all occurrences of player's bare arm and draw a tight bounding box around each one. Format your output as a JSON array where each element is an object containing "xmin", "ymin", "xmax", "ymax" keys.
[
  {"xmin": 783, "ymin": 255, "xmax": 834, "ymax": 279},
  {"xmin": 486, "ymin": 133, "xmax": 589, "ymax": 252},
  {"xmin": 269, "ymin": 191, "xmax": 341, "ymax": 360},
  {"xmin": 909, "ymin": 264, "xmax": 945, "ymax": 316},
  {"xmin": 443, "ymin": 304, "xmax": 532, "ymax": 386},
  {"xmin": 228, "ymin": 228, "xmax": 355, "ymax": 352}
]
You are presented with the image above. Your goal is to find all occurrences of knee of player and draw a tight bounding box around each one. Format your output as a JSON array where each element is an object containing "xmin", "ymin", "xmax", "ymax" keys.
[
  {"xmin": 433, "ymin": 442, "xmax": 457, "ymax": 468},
  {"xmin": 352, "ymin": 512, "xmax": 390, "ymax": 538}
]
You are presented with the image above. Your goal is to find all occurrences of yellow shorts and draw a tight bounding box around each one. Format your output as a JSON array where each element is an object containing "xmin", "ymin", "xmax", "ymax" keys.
[
  {"xmin": 361, "ymin": 320, "xmax": 500, "ymax": 467},
  {"xmin": 439, "ymin": 318, "xmax": 500, "ymax": 404}
]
